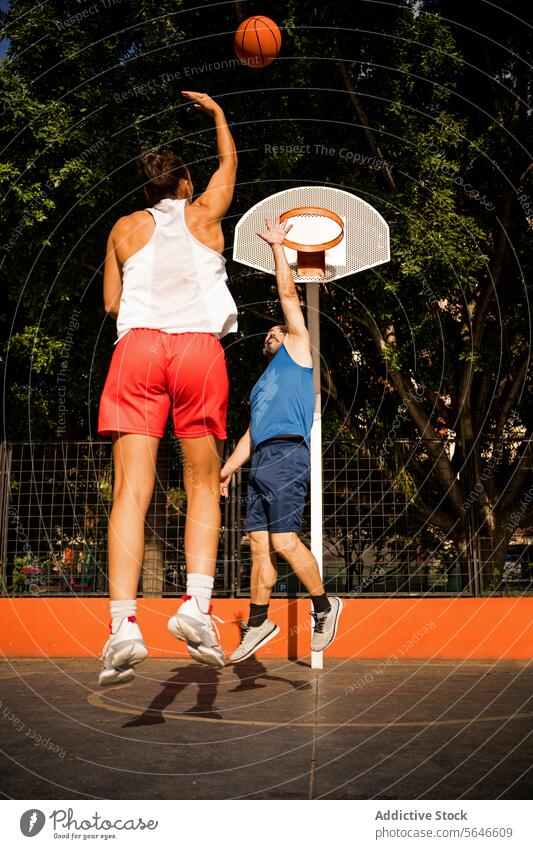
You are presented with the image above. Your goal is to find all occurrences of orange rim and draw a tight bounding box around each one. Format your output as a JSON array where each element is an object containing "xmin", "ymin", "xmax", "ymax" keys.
[{"xmin": 279, "ymin": 206, "xmax": 345, "ymax": 253}]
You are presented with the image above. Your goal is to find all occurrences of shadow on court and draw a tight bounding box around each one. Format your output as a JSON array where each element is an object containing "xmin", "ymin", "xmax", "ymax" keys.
[
  {"xmin": 121, "ymin": 659, "xmax": 310, "ymax": 727},
  {"xmin": 0, "ymin": 657, "xmax": 531, "ymax": 800}
]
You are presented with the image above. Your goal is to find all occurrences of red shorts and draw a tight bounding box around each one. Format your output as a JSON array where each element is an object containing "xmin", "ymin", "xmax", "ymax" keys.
[{"xmin": 98, "ymin": 329, "xmax": 229, "ymax": 440}]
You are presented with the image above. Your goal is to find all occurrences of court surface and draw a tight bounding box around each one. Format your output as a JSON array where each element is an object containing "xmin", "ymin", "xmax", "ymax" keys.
[{"xmin": 0, "ymin": 658, "xmax": 531, "ymax": 800}]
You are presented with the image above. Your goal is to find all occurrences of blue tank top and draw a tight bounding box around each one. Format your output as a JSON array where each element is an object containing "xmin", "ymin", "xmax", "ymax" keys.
[{"xmin": 250, "ymin": 343, "xmax": 315, "ymax": 447}]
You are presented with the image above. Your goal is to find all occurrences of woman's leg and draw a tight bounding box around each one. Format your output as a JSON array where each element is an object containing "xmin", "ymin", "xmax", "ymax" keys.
[
  {"xmin": 99, "ymin": 433, "xmax": 157, "ymax": 686},
  {"xmin": 179, "ymin": 435, "xmax": 223, "ymax": 576},
  {"xmin": 167, "ymin": 435, "xmax": 226, "ymax": 668},
  {"xmin": 108, "ymin": 432, "xmax": 160, "ymax": 599}
]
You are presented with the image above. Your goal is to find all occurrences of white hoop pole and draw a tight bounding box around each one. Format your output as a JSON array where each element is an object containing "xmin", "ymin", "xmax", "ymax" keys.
[{"xmin": 306, "ymin": 282, "xmax": 323, "ymax": 670}]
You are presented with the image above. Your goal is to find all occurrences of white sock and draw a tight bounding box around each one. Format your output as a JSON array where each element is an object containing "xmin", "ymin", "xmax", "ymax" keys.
[
  {"xmin": 110, "ymin": 599, "xmax": 137, "ymax": 632},
  {"xmin": 185, "ymin": 573, "xmax": 214, "ymax": 614}
]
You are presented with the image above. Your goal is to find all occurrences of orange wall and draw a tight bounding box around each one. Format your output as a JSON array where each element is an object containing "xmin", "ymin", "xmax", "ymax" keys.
[{"xmin": 1, "ymin": 598, "xmax": 532, "ymax": 660}]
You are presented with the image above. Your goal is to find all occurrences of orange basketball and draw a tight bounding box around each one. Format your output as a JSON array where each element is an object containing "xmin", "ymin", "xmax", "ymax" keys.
[{"xmin": 234, "ymin": 16, "xmax": 281, "ymax": 68}]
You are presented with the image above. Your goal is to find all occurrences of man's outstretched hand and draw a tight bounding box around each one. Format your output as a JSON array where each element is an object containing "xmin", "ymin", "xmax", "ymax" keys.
[{"xmin": 257, "ymin": 217, "xmax": 293, "ymax": 247}]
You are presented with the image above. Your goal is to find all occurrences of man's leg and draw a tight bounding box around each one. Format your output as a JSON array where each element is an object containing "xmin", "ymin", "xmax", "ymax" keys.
[
  {"xmin": 270, "ymin": 532, "xmax": 343, "ymax": 653},
  {"xmin": 230, "ymin": 531, "xmax": 280, "ymax": 663},
  {"xmin": 265, "ymin": 443, "xmax": 329, "ymax": 609},
  {"xmin": 269, "ymin": 532, "xmax": 325, "ymax": 597},
  {"xmin": 249, "ymin": 530, "xmax": 277, "ymax": 623}
]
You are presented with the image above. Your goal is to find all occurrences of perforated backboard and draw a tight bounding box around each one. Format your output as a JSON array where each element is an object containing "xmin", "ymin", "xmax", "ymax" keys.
[{"xmin": 233, "ymin": 186, "xmax": 390, "ymax": 282}]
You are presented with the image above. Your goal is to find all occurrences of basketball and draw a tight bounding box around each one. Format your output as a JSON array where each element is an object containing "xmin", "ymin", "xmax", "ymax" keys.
[{"xmin": 234, "ymin": 16, "xmax": 281, "ymax": 68}]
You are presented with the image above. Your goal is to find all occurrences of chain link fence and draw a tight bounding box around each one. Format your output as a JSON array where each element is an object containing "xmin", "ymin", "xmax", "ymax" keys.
[{"xmin": 1, "ymin": 440, "xmax": 531, "ymax": 598}]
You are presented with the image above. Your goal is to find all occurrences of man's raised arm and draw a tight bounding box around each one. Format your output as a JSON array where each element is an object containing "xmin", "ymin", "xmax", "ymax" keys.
[{"xmin": 257, "ymin": 218, "xmax": 310, "ymax": 343}]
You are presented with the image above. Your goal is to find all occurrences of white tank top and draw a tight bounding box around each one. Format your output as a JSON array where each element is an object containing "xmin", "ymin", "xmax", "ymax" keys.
[{"xmin": 116, "ymin": 197, "xmax": 238, "ymax": 342}]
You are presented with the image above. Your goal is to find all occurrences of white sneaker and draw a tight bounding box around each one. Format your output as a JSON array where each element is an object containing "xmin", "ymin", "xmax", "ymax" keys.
[
  {"xmin": 98, "ymin": 616, "xmax": 148, "ymax": 687},
  {"xmin": 168, "ymin": 595, "xmax": 225, "ymax": 668},
  {"xmin": 230, "ymin": 619, "xmax": 280, "ymax": 664},
  {"xmin": 311, "ymin": 597, "xmax": 344, "ymax": 652}
]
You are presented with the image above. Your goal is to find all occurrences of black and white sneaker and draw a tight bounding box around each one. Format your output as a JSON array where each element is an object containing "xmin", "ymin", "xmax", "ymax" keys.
[
  {"xmin": 311, "ymin": 597, "xmax": 343, "ymax": 652},
  {"xmin": 230, "ymin": 619, "xmax": 280, "ymax": 664}
]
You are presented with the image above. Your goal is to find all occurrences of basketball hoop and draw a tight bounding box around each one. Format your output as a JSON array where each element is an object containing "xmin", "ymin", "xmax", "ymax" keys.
[
  {"xmin": 279, "ymin": 206, "xmax": 345, "ymax": 278},
  {"xmin": 233, "ymin": 185, "xmax": 389, "ymax": 282}
]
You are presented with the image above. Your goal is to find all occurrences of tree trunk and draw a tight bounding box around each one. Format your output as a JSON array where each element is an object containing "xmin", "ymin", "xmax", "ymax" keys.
[
  {"xmin": 452, "ymin": 531, "xmax": 476, "ymax": 594},
  {"xmin": 478, "ymin": 524, "xmax": 512, "ymax": 591},
  {"xmin": 142, "ymin": 535, "xmax": 164, "ymax": 597}
]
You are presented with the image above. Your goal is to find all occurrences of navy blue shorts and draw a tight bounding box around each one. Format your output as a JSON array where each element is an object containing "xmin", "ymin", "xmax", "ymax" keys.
[{"xmin": 246, "ymin": 438, "xmax": 310, "ymax": 534}]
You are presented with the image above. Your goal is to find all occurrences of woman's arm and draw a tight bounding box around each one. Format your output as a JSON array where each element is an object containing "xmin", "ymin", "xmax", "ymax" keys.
[
  {"xmin": 183, "ymin": 91, "xmax": 238, "ymax": 222},
  {"xmin": 103, "ymin": 229, "xmax": 122, "ymax": 319}
]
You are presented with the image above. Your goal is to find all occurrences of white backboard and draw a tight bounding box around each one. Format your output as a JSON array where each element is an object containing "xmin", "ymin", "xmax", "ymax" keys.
[{"xmin": 233, "ymin": 186, "xmax": 390, "ymax": 282}]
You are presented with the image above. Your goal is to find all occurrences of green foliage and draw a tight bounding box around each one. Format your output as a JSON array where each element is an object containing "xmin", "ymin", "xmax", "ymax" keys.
[
  {"xmin": 10, "ymin": 555, "xmax": 31, "ymax": 594},
  {"xmin": 1, "ymin": 2, "xmax": 531, "ymax": 562}
]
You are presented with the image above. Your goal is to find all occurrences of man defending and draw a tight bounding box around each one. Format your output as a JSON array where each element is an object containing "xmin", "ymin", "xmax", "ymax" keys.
[{"xmin": 221, "ymin": 217, "xmax": 343, "ymax": 663}]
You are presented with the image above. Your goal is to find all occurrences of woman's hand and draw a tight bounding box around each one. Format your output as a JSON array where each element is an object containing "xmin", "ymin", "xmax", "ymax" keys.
[
  {"xmin": 257, "ymin": 216, "xmax": 293, "ymax": 246},
  {"xmin": 182, "ymin": 91, "xmax": 222, "ymax": 117}
]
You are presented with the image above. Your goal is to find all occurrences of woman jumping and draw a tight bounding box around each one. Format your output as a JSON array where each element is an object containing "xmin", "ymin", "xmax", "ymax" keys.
[{"xmin": 97, "ymin": 91, "xmax": 238, "ymax": 685}]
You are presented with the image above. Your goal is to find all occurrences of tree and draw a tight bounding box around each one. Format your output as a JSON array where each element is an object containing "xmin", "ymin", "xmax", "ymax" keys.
[
  {"xmin": 281, "ymin": 0, "xmax": 533, "ymax": 589},
  {"xmin": 1, "ymin": 0, "xmax": 531, "ymax": 591}
]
